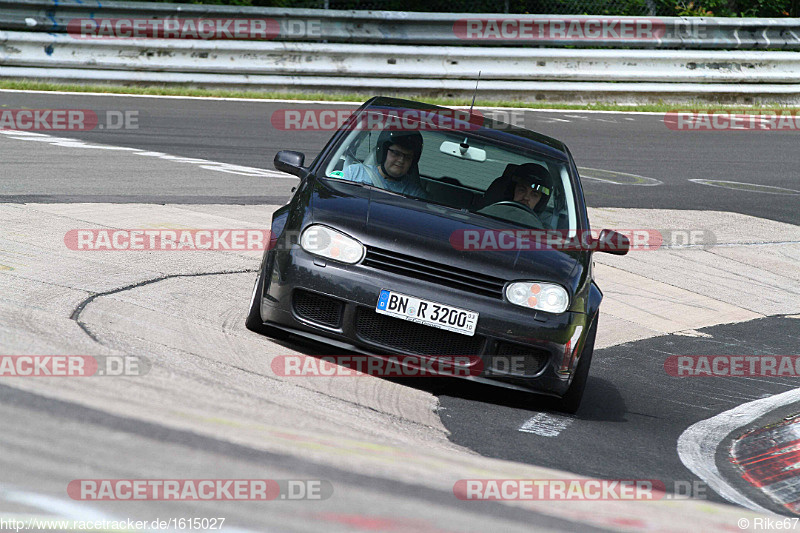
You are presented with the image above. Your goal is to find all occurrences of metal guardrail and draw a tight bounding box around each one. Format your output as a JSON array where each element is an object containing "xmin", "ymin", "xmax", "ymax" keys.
[
  {"xmin": 3, "ymin": 31, "xmax": 799, "ymax": 84},
  {"xmin": 2, "ymin": 0, "xmax": 800, "ymax": 50}
]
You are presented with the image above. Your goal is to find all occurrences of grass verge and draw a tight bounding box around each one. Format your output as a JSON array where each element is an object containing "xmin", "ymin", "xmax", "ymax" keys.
[{"xmin": 1, "ymin": 80, "xmax": 798, "ymax": 113}]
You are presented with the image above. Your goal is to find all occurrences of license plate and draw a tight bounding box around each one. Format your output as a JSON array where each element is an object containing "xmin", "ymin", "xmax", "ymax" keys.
[{"xmin": 376, "ymin": 289, "xmax": 478, "ymax": 336}]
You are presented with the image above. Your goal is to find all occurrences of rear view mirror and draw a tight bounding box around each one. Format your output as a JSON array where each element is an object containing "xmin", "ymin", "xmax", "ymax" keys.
[
  {"xmin": 440, "ymin": 141, "xmax": 486, "ymax": 162},
  {"xmin": 274, "ymin": 150, "xmax": 308, "ymax": 178}
]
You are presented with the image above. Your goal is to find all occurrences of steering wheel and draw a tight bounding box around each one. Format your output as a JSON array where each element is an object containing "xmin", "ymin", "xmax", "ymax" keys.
[{"xmin": 481, "ymin": 201, "xmax": 545, "ymax": 229}]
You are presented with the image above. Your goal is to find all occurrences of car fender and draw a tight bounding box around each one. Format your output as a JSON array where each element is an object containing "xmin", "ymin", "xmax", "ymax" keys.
[{"xmin": 587, "ymin": 279, "xmax": 603, "ymax": 319}]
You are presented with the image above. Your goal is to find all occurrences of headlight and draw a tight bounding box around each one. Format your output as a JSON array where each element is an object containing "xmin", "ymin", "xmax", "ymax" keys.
[
  {"xmin": 505, "ymin": 281, "xmax": 569, "ymax": 314},
  {"xmin": 300, "ymin": 225, "xmax": 365, "ymax": 264}
]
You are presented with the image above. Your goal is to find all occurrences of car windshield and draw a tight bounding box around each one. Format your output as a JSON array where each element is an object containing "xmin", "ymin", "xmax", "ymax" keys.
[{"xmin": 320, "ymin": 109, "xmax": 578, "ymax": 231}]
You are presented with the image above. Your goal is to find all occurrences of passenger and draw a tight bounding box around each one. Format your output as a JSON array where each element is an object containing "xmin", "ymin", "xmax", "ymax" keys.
[{"xmin": 342, "ymin": 130, "xmax": 426, "ymax": 198}]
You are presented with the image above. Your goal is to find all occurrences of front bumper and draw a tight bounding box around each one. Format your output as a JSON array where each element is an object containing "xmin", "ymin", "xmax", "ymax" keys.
[{"xmin": 258, "ymin": 247, "xmax": 591, "ymax": 397}]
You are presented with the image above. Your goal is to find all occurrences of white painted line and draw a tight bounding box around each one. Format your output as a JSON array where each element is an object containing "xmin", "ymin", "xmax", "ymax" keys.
[
  {"xmin": 519, "ymin": 412, "xmax": 573, "ymax": 437},
  {"xmin": 689, "ymin": 179, "xmax": 800, "ymax": 196},
  {"xmin": 677, "ymin": 387, "xmax": 800, "ymax": 514},
  {"xmin": 0, "ymin": 130, "xmax": 295, "ymax": 179},
  {"xmin": 0, "ymin": 130, "xmax": 50, "ymax": 138},
  {"xmin": 537, "ymin": 117, "xmax": 571, "ymax": 123},
  {"xmin": 578, "ymin": 167, "xmax": 663, "ymax": 186},
  {"xmin": 674, "ymin": 329, "xmax": 713, "ymax": 338},
  {"xmin": 463, "ymin": 107, "xmax": 671, "ymax": 116},
  {"xmin": 1, "ymin": 485, "xmax": 112, "ymax": 523}
]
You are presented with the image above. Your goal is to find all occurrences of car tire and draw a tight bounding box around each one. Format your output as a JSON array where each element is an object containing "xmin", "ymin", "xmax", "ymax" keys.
[
  {"xmin": 245, "ymin": 265, "xmax": 290, "ymax": 340},
  {"xmin": 556, "ymin": 314, "xmax": 598, "ymax": 414}
]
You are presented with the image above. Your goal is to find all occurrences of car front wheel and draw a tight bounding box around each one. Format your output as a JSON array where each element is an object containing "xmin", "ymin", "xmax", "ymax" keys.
[
  {"xmin": 556, "ymin": 314, "xmax": 598, "ymax": 414},
  {"xmin": 245, "ymin": 264, "xmax": 290, "ymax": 341},
  {"xmin": 245, "ymin": 267, "xmax": 266, "ymax": 333}
]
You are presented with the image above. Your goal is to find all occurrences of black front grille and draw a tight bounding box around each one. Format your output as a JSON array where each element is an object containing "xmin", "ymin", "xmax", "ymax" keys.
[
  {"xmin": 293, "ymin": 290, "xmax": 344, "ymax": 328},
  {"xmin": 362, "ymin": 246, "xmax": 505, "ymax": 299},
  {"xmin": 488, "ymin": 341, "xmax": 550, "ymax": 376},
  {"xmin": 355, "ymin": 307, "xmax": 485, "ymax": 356}
]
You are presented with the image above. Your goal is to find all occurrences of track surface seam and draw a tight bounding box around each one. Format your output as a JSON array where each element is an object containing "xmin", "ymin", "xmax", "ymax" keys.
[{"xmin": 69, "ymin": 269, "xmax": 256, "ymax": 344}]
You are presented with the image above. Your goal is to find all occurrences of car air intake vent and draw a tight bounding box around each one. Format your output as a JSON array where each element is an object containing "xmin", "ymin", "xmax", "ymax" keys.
[
  {"xmin": 490, "ymin": 341, "xmax": 550, "ymax": 376},
  {"xmin": 355, "ymin": 307, "xmax": 484, "ymax": 356},
  {"xmin": 293, "ymin": 289, "xmax": 344, "ymax": 328},
  {"xmin": 362, "ymin": 246, "xmax": 505, "ymax": 299}
]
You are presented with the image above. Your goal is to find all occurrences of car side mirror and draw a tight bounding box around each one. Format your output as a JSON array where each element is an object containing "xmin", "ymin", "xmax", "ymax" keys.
[
  {"xmin": 596, "ymin": 229, "xmax": 630, "ymax": 255},
  {"xmin": 274, "ymin": 150, "xmax": 308, "ymax": 178}
]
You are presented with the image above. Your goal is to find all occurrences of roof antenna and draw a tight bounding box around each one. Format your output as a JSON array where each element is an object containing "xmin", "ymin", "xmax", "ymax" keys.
[
  {"xmin": 460, "ymin": 71, "xmax": 481, "ymax": 153},
  {"xmin": 469, "ymin": 70, "xmax": 481, "ymax": 117}
]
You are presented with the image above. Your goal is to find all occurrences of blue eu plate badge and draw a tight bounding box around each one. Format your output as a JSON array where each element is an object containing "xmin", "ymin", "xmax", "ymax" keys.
[{"xmin": 377, "ymin": 289, "xmax": 390, "ymax": 311}]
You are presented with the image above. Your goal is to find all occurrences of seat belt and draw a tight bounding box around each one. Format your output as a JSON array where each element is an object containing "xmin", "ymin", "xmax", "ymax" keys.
[{"xmin": 366, "ymin": 165, "xmax": 388, "ymax": 190}]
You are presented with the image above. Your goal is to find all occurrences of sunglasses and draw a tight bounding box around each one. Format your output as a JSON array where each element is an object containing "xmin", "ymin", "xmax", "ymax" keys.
[
  {"xmin": 387, "ymin": 148, "xmax": 414, "ymax": 162},
  {"xmin": 515, "ymin": 181, "xmax": 550, "ymax": 195}
]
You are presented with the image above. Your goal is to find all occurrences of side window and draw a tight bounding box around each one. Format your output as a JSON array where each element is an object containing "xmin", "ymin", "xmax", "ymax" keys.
[
  {"xmin": 326, "ymin": 130, "xmax": 378, "ymax": 178},
  {"xmin": 354, "ymin": 131, "xmax": 376, "ymax": 163},
  {"xmin": 541, "ymin": 163, "xmax": 567, "ymax": 230}
]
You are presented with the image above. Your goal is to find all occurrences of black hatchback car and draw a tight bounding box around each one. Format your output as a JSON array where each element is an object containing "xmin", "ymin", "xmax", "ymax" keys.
[{"xmin": 247, "ymin": 97, "xmax": 628, "ymax": 412}]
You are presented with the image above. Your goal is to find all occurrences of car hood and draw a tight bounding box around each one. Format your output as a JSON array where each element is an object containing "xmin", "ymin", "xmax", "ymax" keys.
[{"xmin": 311, "ymin": 179, "xmax": 582, "ymax": 287}]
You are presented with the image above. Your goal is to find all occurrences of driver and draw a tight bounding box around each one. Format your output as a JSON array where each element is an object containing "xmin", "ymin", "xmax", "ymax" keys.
[
  {"xmin": 510, "ymin": 163, "xmax": 552, "ymax": 213},
  {"xmin": 342, "ymin": 130, "xmax": 426, "ymax": 197}
]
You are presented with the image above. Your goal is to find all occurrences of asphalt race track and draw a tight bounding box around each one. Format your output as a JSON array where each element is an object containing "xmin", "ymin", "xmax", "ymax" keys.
[
  {"xmin": 1, "ymin": 91, "xmax": 798, "ymax": 224},
  {"xmin": 1, "ymin": 90, "xmax": 799, "ymax": 531}
]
